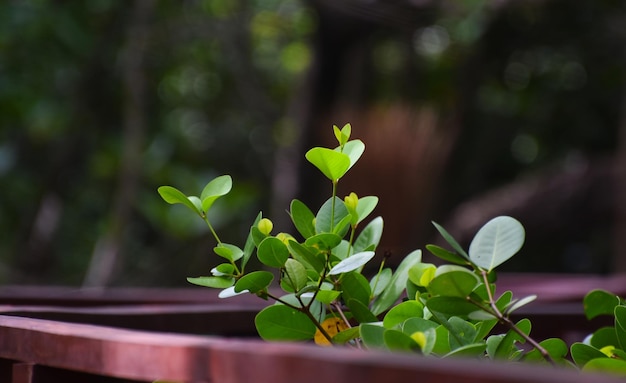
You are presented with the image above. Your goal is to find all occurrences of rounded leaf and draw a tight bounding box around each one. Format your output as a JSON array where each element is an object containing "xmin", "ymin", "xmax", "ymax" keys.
[
  {"xmin": 427, "ymin": 266, "xmax": 479, "ymax": 298},
  {"xmin": 305, "ymin": 147, "xmax": 351, "ymax": 181},
  {"xmin": 157, "ymin": 186, "xmax": 202, "ymax": 216},
  {"xmin": 469, "ymin": 216, "xmax": 525, "ymax": 272},
  {"xmin": 284, "ymin": 258, "xmax": 308, "ymax": 291},
  {"xmin": 255, "ymin": 305, "xmax": 317, "ymax": 341},
  {"xmin": 383, "ymin": 300, "xmax": 424, "ymax": 328},
  {"xmin": 257, "ymin": 237, "xmax": 290, "ymax": 268},
  {"xmin": 200, "ymin": 175, "xmax": 232, "ymax": 212},
  {"xmin": 234, "ymin": 271, "xmax": 274, "ymax": 294}
]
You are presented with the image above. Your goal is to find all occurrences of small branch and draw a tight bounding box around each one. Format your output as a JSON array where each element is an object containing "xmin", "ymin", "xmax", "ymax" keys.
[{"xmin": 479, "ymin": 270, "xmax": 555, "ymax": 366}]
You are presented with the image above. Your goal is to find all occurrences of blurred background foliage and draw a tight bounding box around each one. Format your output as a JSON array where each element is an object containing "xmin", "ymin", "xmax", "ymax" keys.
[{"xmin": 0, "ymin": 0, "xmax": 624, "ymax": 286}]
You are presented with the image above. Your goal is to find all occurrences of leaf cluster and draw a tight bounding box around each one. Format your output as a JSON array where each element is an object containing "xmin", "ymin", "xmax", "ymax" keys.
[{"xmin": 158, "ymin": 123, "xmax": 626, "ymax": 377}]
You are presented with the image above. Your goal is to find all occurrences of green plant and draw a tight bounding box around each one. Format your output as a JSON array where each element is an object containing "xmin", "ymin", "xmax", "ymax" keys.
[
  {"xmin": 158, "ymin": 123, "xmax": 624, "ymax": 376},
  {"xmin": 569, "ymin": 290, "xmax": 626, "ymax": 375}
]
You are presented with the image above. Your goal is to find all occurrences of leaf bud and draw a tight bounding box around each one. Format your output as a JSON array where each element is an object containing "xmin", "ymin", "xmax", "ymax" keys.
[{"xmin": 258, "ymin": 218, "xmax": 273, "ymax": 235}]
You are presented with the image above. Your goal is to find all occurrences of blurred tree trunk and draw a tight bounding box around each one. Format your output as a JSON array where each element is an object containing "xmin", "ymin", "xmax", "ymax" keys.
[{"xmin": 83, "ymin": 0, "xmax": 155, "ymax": 287}]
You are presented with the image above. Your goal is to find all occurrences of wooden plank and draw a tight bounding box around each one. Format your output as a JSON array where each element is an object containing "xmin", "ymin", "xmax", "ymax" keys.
[{"xmin": 0, "ymin": 315, "xmax": 624, "ymax": 383}]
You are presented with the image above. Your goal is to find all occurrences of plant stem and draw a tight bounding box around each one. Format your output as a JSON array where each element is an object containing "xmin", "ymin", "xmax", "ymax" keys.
[
  {"xmin": 330, "ymin": 181, "xmax": 337, "ymax": 232},
  {"xmin": 205, "ymin": 217, "xmax": 221, "ymax": 244},
  {"xmin": 479, "ymin": 270, "xmax": 555, "ymax": 365}
]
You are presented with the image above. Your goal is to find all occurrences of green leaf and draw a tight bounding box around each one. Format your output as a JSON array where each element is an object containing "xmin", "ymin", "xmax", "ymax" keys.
[
  {"xmin": 354, "ymin": 196, "xmax": 378, "ymax": 226},
  {"xmin": 444, "ymin": 343, "xmax": 487, "ymax": 358},
  {"xmin": 426, "ymin": 296, "xmax": 480, "ymax": 316},
  {"xmin": 371, "ymin": 249, "xmax": 422, "ymax": 316},
  {"xmin": 469, "ymin": 216, "xmax": 525, "ymax": 272},
  {"xmin": 332, "ymin": 326, "xmax": 360, "ymax": 344},
  {"xmin": 338, "ymin": 139, "xmax": 365, "ymax": 171},
  {"xmin": 305, "ymin": 147, "xmax": 351, "ymax": 181},
  {"xmin": 584, "ymin": 289, "xmax": 621, "ymax": 320},
  {"xmin": 333, "ymin": 123, "xmax": 351, "ymax": 146},
  {"xmin": 447, "ymin": 317, "xmax": 477, "ymax": 349},
  {"xmin": 242, "ymin": 212, "xmax": 262, "ymax": 269},
  {"xmin": 157, "ymin": 186, "xmax": 202, "ymax": 216},
  {"xmin": 494, "ymin": 318, "xmax": 531, "ymax": 359},
  {"xmin": 234, "ymin": 271, "xmax": 274, "ymax": 294},
  {"xmin": 213, "ymin": 243, "xmax": 244, "ymax": 262},
  {"xmin": 370, "ymin": 267, "xmax": 392, "ymax": 298},
  {"xmin": 524, "ymin": 338, "xmax": 568, "ymax": 363},
  {"xmin": 360, "ymin": 323, "xmax": 386, "ymax": 349},
  {"xmin": 432, "ymin": 221, "xmax": 470, "ymax": 260},
  {"xmin": 200, "ymin": 175, "xmax": 232, "ymax": 212},
  {"xmin": 590, "ymin": 326, "xmax": 619, "ymax": 349},
  {"xmin": 283, "ymin": 259, "xmax": 308, "ymax": 291},
  {"xmin": 187, "ymin": 276, "xmax": 234, "ymax": 289},
  {"xmin": 288, "ymin": 240, "xmax": 325, "ymax": 272},
  {"xmin": 329, "ymin": 251, "xmax": 375, "ymax": 275},
  {"xmin": 615, "ymin": 305, "xmax": 626, "ymax": 349},
  {"xmin": 211, "ymin": 263, "xmax": 234, "ymax": 276},
  {"xmin": 408, "ymin": 263, "xmax": 437, "ymax": 287},
  {"xmin": 427, "ymin": 266, "xmax": 479, "ymax": 298},
  {"xmin": 346, "ymin": 298, "xmax": 378, "ymax": 323},
  {"xmin": 583, "ymin": 358, "xmax": 626, "ymax": 376},
  {"xmin": 290, "ymin": 199, "xmax": 316, "ymax": 239},
  {"xmin": 315, "ymin": 197, "xmax": 349, "ymax": 234},
  {"xmin": 353, "ymin": 216, "xmax": 384, "ymax": 253},
  {"xmin": 384, "ymin": 329, "xmax": 420, "ymax": 352},
  {"xmin": 304, "ymin": 233, "xmax": 342, "ymax": 251},
  {"xmin": 314, "ymin": 289, "xmax": 341, "ymax": 304},
  {"xmin": 505, "ymin": 294, "xmax": 537, "ymax": 315},
  {"xmin": 341, "ymin": 271, "xmax": 371, "ymax": 307},
  {"xmin": 255, "ymin": 305, "xmax": 317, "ymax": 341},
  {"xmin": 426, "ymin": 244, "xmax": 469, "ymax": 266},
  {"xmin": 383, "ymin": 300, "xmax": 424, "ymax": 329},
  {"xmin": 257, "ymin": 237, "xmax": 290, "ymax": 268},
  {"xmin": 571, "ymin": 342, "xmax": 608, "ymax": 367}
]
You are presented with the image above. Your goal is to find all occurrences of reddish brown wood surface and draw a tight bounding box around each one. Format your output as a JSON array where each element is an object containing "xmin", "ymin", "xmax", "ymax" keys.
[{"xmin": 0, "ymin": 315, "xmax": 624, "ymax": 383}]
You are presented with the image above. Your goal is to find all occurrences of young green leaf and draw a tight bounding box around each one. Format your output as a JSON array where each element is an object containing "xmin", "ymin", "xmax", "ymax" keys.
[
  {"xmin": 242, "ymin": 212, "xmax": 262, "ymax": 270},
  {"xmin": 384, "ymin": 329, "xmax": 420, "ymax": 352},
  {"xmin": 338, "ymin": 139, "xmax": 365, "ymax": 171},
  {"xmin": 354, "ymin": 196, "xmax": 378, "ymax": 226},
  {"xmin": 469, "ymin": 216, "xmax": 525, "ymax": 272},
  {"xmin": 213, "ymin": 243, "xmax": 244, "ymax": 262},
  {"xmin": 305, "ymin": 147, "xmax": 351, "ymax": 181},
  {"xmin": 408, "ymin": 263, "xmax": 437, "ymax": 287},
  {"xmin": 200, "ymin": 175, "xmax": 232, "ymax": 212},
  {"xmin": 157, "ymin": 186, "xmax": 202, "ymax": 216},
  {"xmin": 333, "ymin": 123, "xmax": 351, "ymax": 146}
]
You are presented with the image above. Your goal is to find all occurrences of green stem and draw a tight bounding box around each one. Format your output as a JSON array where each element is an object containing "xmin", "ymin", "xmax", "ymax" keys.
[
  {"xmin": 479, "ymin": 270, "xmax": 555, "ymax": 366},
  {"xmin": 330, "ymin": 180, "xmax": 337, "ymax": 232},
  {"xmin": 204, "ymin": 217, "xmax": 222, "ymax": 244}
]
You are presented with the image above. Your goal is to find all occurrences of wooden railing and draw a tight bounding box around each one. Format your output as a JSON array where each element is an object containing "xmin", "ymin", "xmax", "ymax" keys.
[{"xmin": 0, "ymin": 273, "xmax": 624, "ymax": 383}]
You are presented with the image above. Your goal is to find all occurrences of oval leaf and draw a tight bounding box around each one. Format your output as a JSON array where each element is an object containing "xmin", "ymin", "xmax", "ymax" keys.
[
  {"xmin": 187, "ymin": 276, "xmax": 233, "ymax": 289},
  {"xmin": 469, "ymin": 216, "xmax": 525, "ymax": 272},
  {"xmin": 200, "ymin": 175, "xmax": 232, "ymax": 212},
  {"xmin": 371, "ymin": 250, "xmax": 422, "ymax": 316},
  {"xmin": 157, "ymin": 186, "xmax": 202, "ymax": 216},
  {"xmin": 255, "ymin": 305, "xmax": 317, "ymax": 341},
  {"xmin": 235, "ymin": 271, "xmax": 274, "ymax": 294},
  {"xmin": 328, "ymin": 251, "xmax": 375, "ymax": 275},
  {"xmin": 305, "ymin": 147, "xmax": 351, "ymax": 181},
  {"xmin": 257, "ymin": 237, "xmax": 290, "ymax": 268}
]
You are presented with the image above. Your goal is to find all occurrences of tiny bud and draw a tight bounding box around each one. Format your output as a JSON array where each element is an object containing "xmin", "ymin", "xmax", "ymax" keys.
[
  {"xmin": 258, "ymin": 218, "xmax": 273, "ymax": 235},
  {"xmin": 344, "ymin": 192, "xmax": 359, "ymax": 211}
]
